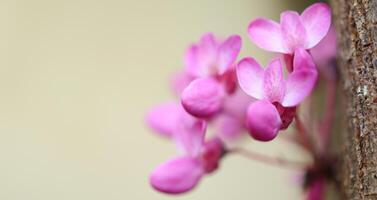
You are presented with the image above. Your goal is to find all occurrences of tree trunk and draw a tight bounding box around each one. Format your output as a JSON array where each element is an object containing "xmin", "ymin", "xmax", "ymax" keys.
[{"xmin": 331, "ymin": 0, "xmax": 377, "ymax": 199}]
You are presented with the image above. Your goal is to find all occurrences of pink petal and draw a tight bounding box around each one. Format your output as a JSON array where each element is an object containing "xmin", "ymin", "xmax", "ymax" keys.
[
  {"xmin": 246, "ymin": 100, "xmax": 282, "ymax": 141},
  {"xmin": 174, "ymin": 112, "xmax": 207, "ymax": 157},
  {"xmin": 196, "ymin": 33, "xmax": 218, "ymax": 76},
  {"xmin": 281, "ymin": 48, "xmax": 318, "ymax": 107},
  {"xmin": 218, "ymin": 35, "xmax": 242, "ymax": 75},
  {"xmin": 263, "ymin": 58, "xmax": 285, "ymax": 103},
  {"xmin": 223, "ymin": 88, "xmax": 254, "ymax": 120},
  {"xmin": 184, "ymin": 33, "xmax": 218, "ymax": 77},
  {"xmin": 236, "ymin": 57, "xmax": 265, "ymax": 99},
  {"xmin": 282, "ymin": 70, "xmax": 317, "ymax": 107},
  {"xmin": 301, "ymin": 3, "xmax": 331, "ymax": 48},
  {"xmin": 310, "ymin": 26, "xmax": 337, "ymax": 68},
  {"xmin": 146, "ymin": 102, "xmax": 181, "ymax": 138},
  {"xmin": 214, "ymin": 114, "xmax": 243, "ymax": 142},
  {"xmin": 150, "ymin": 156, "xmax": 204, "ymax": 194},
  {"xmin": 170, "ymin": 71, "xmax": 195, "ymax": 95},
  {"xmin": 199, "ymin": 33, "xmax": 217, "ymax": 52},
  {"xmin": 293, "ymin": 48, "xmax": 317, "ymax": 71},
  {"xmin": 184, "ymin": 44, "xmax": 200, "ymax": 77},
  {"xmin": 248, "ymin": 18, "xmax": 287, "ymax": 53},
  {"xmin": 280, "ymin": 11, "xmax": 307, "ymax": 53},
  {"xmin": 181, "ymin": 77, "xmax": 225, "ymax": 118}
]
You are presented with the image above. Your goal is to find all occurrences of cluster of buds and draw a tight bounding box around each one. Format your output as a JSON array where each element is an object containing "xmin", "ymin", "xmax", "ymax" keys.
[{"xmin": 146, "ymin": 2, "xmax": 337, "ymax": 200}]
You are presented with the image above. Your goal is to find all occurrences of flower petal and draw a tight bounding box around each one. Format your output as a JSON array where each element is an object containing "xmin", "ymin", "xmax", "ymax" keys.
[
  {"xmin": 310, "ymin": 25, "xmax": 337, "ymax": 67},
  {"xmin": 218, "ymin": 35, "xmax": 242, "ymax": 75},
  {"xmin": 293, "ymin": 48, "xmax": 317, "ymax": 71},
  {"xmin": 281, "ymin": 11, "xmax": 307, "ymax": 53},
  {"xmin": 146, "ymin": 102, "xmax": 181, "ymax": 138},
  {"xmin": 214, "ymin": 114, "xmax": 243, "ymax": 142},
  {"xmin": 150, "ymin": 156, "xmax": 204, "ymax": 194},
  {"xmin": 301, "ymin": 3, "xmax": 331, "ymax": 48},
  {"xmin": 263, "ymin": 58, "xmax": 285, "ymax": 103},
  {"xmin": 170, "ymin": 71, "xmax": 195, "ymax": 95},
  {"xmin": 184, "ymin": 33, "xmax": 218, "ymax": 77},
  {"xmin": 196, "ymin": 33, "xmax": 218, "ymax": 76},
  {"xmin": 184, "ymin": 45, "xmax": 200, "ymax": 77},
  {"xmin": 181, "ymin": 77, "xmax": 225, "ymax": 118},
  {"xmin": 248, "ymin": 18, "xmax": 286, "ymax": 53},
  {"xmin": 174, "ymin": 112, "xmax": 207, "ymax": 157},
  {"xmin": 236, "ymin": 57, "xmax": 265, "ymax": 99},
  {"xmin": 199, "ymin": 33, "xmax": 217, "ymax": 53},
  {"xmin": 282, "ymin": 51, "xmax": 318, "ymax": 107},
  {"xmin": 246, "ymin": 100, "xmax": 282, "ymax": 141},
  {"xmin": 223, "ymin": 88, "xmax": 253, "ymax": 120}
]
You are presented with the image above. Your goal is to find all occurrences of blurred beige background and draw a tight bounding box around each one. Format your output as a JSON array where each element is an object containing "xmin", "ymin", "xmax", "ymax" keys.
[{"xmin": 0, "ymin": 0, "xmax": 313, "ymax": 199}]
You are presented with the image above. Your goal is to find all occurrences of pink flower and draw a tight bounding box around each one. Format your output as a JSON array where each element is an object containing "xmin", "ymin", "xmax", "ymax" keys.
[
  {"xmin": 185, "ymin": 33, "xmax": 242, "ymax": 78},
  {"xmin": 181, "ymin": 33, "xmax": 242, "ymax": 118},
  {"xmin": 248, "ymin": 3, "xmax": 331, "ymax": 54},
  {"xmin": 147, "ymin": 103, "xmax": 224, "ymax": 194},
  {"xmin": 236, "ymin": 48, "xmax": 317, "ymax": 141},
  {"xmin": 150, "ymin": 137, "xmax": 224, "ymax": 194}
]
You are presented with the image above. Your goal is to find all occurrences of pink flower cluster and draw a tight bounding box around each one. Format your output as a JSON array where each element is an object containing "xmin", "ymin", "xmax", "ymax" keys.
[{"xmin": 146, "ymin": 2, "xmax": 334, "ymax": 199}]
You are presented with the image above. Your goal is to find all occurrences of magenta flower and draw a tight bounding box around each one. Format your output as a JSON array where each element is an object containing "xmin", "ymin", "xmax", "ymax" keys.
[
  {"xmin": 236, "ymin": 48, "xmax": 317, "ymax": 141},
  {"xmin": 248, "ymin": 3, "xmax": 331, "ymax": 54},
  {"xmin": 306, "ymin": 178, "xmax": 325, "ymax": 200},
  {"xmin": 185, "ymin": 33, "xmax": 242, "ymax": 78},
  {"xmin": 181, "ymin": 33, "xmax": 242, "ymax": 118},
  {"xmin": 146, "ymin": 103, "xmax": 224, "ymax": 194}
]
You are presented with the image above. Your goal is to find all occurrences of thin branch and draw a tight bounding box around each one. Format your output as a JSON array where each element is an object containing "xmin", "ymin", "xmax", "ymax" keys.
[
  {"xmin": 295, "ymin": 115, "xmax": 316, "ymax": 154},
  {"xmin": 228, "ymin": 147, "xmax": 308, "ymax": 170}
]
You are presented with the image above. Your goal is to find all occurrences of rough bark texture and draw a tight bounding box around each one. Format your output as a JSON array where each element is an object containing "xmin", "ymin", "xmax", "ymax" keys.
[{"xmin": 332, "ymin": 0, "xmax": 377, "ymax": 199}]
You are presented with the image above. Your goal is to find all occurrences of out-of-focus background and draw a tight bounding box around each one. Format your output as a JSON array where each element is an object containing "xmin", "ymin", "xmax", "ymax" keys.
[{"xmin": 0, "ymin": 0, "xmax": 314, "ymax": 199}]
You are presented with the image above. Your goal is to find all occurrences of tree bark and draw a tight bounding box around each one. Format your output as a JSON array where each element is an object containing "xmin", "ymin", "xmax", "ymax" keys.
[{"xmin": 332, "ymin": 0, "xmax": 377, "ymax": 199}]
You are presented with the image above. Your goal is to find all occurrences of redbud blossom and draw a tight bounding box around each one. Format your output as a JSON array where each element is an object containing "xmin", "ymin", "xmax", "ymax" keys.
[
  {"xmin": 237, "ymin": 49, "xmax": 317, "ymax": 141},
  {"xmin": 182, "ymin": 33, "xmax": 242, "ymax": 118},
  {"xmin": 248, "ymin": 3, "xmax": 331, "ymax": 54}
]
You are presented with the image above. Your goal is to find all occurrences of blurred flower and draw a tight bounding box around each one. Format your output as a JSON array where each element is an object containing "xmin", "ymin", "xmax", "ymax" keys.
[
  {"xmin": 182, "ymin": 33, "xmax": 242, "ymax": 118},
  {"xmin": 147, "ymin": 103, "xmax": 225, "ymax": 194}
]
